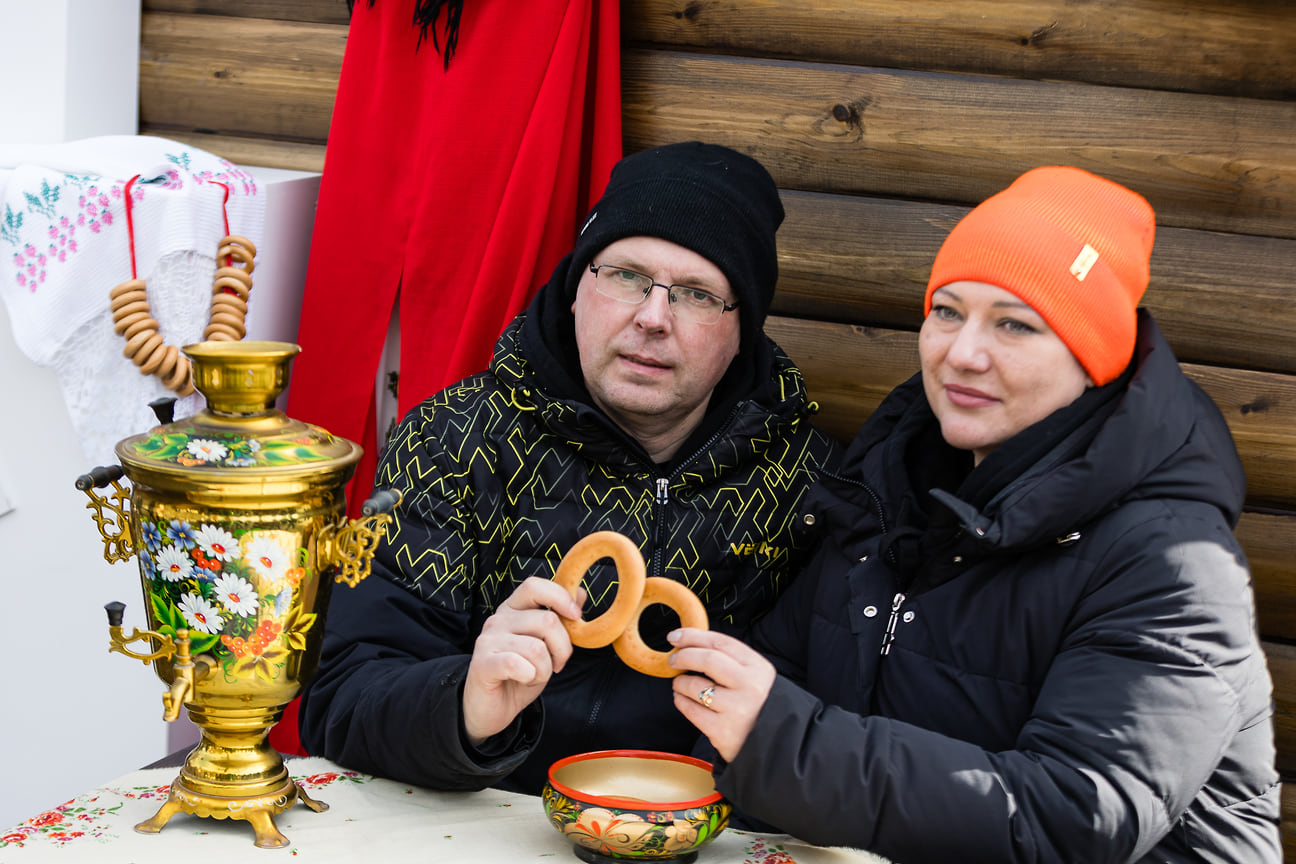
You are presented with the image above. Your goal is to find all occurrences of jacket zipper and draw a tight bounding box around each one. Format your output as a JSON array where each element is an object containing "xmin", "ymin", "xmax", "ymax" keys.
[
  {"xmin": 646, "ymin": 404, "xmax": 743, "ymax": 578},
  {"xmin": 651, "ymin": 477, "xmax": 670, "ymax": 577},
  {"xmin": 880, "ymin": 591, "xmax": 906, "ymax": 656},
  {"xmin": 818, "ymin": 466, "xmax": 890, "ymax": 540}
]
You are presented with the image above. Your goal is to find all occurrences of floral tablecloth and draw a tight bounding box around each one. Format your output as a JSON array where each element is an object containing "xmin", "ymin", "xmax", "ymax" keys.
[{"xmin": 1, "ymin": 757, "xmax": 887, "ymax": 863}]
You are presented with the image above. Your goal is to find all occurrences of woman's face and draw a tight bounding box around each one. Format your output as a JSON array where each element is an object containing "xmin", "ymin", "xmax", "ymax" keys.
[{"xmin": 920, "ymin": 281, "xmax": 1091, "ymax": 465}]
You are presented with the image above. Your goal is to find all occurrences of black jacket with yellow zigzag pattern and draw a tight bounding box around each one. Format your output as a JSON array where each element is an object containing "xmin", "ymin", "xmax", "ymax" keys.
[{"xmin": 300, "ymin": 314, "xmax": 841, "ymax": 793}]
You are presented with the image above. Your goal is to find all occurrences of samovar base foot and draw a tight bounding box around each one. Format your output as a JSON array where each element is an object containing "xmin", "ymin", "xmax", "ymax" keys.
[
  {"xmin": 132, "ymin": 775, "xmax": 328, "ymax": 847},
  {"xmin": 296, "ymin": 784, "xmax": 330, "ymax": 813},
  {"xmin": 245, "ymin": 810, "xmax": 291, "ymax": 849},
  {"xmin": 132, "ymin": 797, "xmax": 183, "ymax": 835}
]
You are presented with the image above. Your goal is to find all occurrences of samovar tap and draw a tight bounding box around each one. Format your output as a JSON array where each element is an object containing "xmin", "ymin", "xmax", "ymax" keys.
[
  {"xmin": 104, "ymin": 602, "xmax": 211, "ymax": 721},
  {"xmin": 161, "ymin": 626, "xmax": 212, "ymax": 722}
]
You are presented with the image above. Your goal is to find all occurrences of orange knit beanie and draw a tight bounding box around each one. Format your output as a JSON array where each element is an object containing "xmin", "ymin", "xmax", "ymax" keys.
[{"xmin": 925, "ymin": 166, "xmax": 1156, "ymax": 385}]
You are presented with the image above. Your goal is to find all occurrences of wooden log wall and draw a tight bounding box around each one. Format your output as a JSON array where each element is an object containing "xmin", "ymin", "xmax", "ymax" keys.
[{"xmin": 138, "ymin": 0, "xmax": 1296, "ymax": 856}]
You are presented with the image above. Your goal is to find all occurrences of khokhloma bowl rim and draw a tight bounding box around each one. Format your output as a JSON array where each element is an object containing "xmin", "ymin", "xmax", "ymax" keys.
[{"xmin": 546, "ymin": 749, "xmax": 725, "ymax": 811}]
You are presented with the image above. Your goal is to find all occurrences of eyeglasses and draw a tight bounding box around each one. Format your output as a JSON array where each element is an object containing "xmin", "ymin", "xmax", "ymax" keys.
[{"xmin": 588, "ymin": 263, "xmax": 739, "ymax": 326}]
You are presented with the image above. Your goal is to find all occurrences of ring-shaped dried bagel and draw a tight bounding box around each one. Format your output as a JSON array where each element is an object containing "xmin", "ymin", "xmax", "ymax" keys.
[
  {"xmin": 153, "ymin": 344, "xmax": 180, "ymax": 377},
  {"xmin": 162, "ymin": 355, "xmax": 192, "ymax": 392},
  {"xmin": 109, "ymin": 279, "xmax": 147, "ymax": 300},
  {"xmin": 218, "ymin": 247, "xmax": 256, "ymax": 272},
  {"xmin": 210, "ymin": 294, "xmax": 249, "ymax": 316},
  {"xmin": 213, "ymin": 275, "xmax": 252, "ymax": 300},
  {"xmin": 109, "ymin": 290, "xmax": 148, "ymax": 313},
  {"xmin": 208, "ymin": 309, "xmax": 247, "ymax": 331},
  {"xmin": 122, "ymin": 328, "xmax": 159, "ymax": 359},
  {"xmin": 552, "ymin": 531, "xmax": 646, "ymax": 649},
  {"xmin": 220, "ymin": 234, "xmax": 257, "ymax": 258},
  {"xmin": 612, "ymin": 577, "xmax": 709, "ymax": 678},
  {"xmin": 113, "ymin": 310, "xmax": 156, "ymax": 336},
  {"xmin": 214, "ymin": 265, "xmax": 254, "ymax": 286},
  {"xmin": 128, "ymin": 332, "xmax": 165, "ymax": 367},
  {"xmin": 111, "ymin": 299, "xmax": 151, "ymax": 322},
  {"xmin": 121, "ymin": 315, "xmax": 160, "ymax": 342},
  {"xmin": 204, "ymin": 324, "xmax": 242, "ymax": 341},
  {"xmin": 138, "ymin": 338, "xmax": 169, "ymax": 375}
]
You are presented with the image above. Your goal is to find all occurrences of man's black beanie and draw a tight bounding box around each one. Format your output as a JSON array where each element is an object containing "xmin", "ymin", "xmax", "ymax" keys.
[{"xmin": 565, "ymin": 141, "xmax": 785, "ymax": 350}]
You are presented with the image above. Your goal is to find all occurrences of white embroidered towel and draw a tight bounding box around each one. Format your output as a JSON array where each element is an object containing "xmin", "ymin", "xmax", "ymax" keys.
[{"xmin": 0, "ymin": 135, "xmax": 264, "ymax": 466}]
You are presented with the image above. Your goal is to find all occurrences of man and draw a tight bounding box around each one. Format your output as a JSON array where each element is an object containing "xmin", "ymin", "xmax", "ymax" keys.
[{"xmin": 299, "ymin": 141, "xmax": 841, "ymax": 794}]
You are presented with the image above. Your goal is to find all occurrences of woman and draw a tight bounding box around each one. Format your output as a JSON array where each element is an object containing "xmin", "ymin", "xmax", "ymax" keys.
[{"xmin": 667, "ymin": 166, "xmax": 1281, "ymax": 862}]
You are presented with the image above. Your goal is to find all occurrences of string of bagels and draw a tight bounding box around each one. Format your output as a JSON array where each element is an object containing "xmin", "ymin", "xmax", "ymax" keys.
[{"xmin": 111, "ymin": 174, "xmax": 256, "ymax": 396}]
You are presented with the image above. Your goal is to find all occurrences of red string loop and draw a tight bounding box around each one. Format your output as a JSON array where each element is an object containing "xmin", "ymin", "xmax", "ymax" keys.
[
  {"xmin": 210, "ymin": 181, "xmax": 232, "ymax": 267},
  {"xmin": 123, "ymin": 176, "xmax": 234, "ymax": 276},
  {"xmin": 123, "ymin": 174, "xmax": 142, "ymax": 280}
]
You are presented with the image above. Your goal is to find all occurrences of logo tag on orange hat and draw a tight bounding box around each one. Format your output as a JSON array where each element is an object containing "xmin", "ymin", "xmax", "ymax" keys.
[{"xmin": 1070, "ymin": 244, "xmax": 1100, "ymax": 281}]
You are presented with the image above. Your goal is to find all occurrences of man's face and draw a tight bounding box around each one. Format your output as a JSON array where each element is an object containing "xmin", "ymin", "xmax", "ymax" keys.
[{"xmin": 572, "ymin": 236, "xmax": 741, "ymax": 456}]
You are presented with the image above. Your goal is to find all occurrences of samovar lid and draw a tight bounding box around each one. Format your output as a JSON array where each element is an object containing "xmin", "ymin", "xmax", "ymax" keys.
[{"xmin": 114, "ymin": 341, "xmax": 362, "ymax": 483}]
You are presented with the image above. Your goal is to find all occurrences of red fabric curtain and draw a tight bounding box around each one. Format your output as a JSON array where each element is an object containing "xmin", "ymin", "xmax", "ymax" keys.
[{"xmin": 273, "ymin": 0, "xmax": 622, "ymax": 757}]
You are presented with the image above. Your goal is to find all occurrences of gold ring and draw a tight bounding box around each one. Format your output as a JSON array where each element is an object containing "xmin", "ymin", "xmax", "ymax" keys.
[{"xmin": 697, "ymin": 685, "xmax": 716, "ymax": 708}]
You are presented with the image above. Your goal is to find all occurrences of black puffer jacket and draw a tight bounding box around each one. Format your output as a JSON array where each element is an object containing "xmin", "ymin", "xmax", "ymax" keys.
[
  {"xmin": 299, "ymin": 265, "xmax": 840, "ymax": 794},
  {"xmin": 717, "ymin": 312, "xmax": 1280, "ymax": 863}
]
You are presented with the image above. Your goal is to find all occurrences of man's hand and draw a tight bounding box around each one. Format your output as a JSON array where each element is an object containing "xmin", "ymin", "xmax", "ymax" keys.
[
  {"xmin": 668, "ymin": 628, "xmax": 776, "ymax": 763},
  {"xmin": 462, "ymin": 577, "xmax": 584, "ymax": 747}
]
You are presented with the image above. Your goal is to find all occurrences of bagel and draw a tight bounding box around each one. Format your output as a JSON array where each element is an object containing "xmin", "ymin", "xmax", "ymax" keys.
[
  {"xmin": 612, "ymin": 576, "xmax": 708, "ymax": 678},
  {"xmin": 552, "ymin": 531, "xmax": 646, "ymax": 649}
]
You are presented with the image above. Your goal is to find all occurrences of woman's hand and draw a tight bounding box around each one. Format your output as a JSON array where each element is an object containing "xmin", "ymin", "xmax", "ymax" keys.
[
  {"xmin": 462, "ymin": 576, "xmax": 584, "ymax": 746},
  {"xmin": 668, "ymin": 627, "xmax": 776, "ymax": 763}
]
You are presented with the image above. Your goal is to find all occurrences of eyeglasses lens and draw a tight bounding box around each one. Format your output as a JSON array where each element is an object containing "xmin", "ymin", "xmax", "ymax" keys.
[{"xmin": 591, "ymin": 265, "xmax": 727, "ymax": 325}]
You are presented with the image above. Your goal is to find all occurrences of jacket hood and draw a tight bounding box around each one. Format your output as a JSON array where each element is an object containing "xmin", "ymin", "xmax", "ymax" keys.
[{"xmin": 855, "ymin": 310, "xmax": 1245, "ymax": 554}]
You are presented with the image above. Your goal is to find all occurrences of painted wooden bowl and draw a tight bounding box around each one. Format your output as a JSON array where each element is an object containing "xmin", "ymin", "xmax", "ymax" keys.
[{"xmin": 543, "ymin": 750, "xmax": 732, "ymax": 862}]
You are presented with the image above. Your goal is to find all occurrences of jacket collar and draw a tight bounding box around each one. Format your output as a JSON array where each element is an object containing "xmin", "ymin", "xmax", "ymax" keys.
[{"xmin": 860, "ymin": 310, "xmax": 1245, "ymax": 564}]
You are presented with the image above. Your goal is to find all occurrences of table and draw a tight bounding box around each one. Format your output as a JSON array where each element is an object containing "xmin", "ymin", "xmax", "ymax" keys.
[{"xmin": 0, "ymin": 757, "xmax": 888, "ymax": 863}]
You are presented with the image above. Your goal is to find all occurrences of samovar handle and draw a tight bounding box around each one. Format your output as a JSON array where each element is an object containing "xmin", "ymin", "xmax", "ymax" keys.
[
  {"xmin": 321, "ymin": 488, "xmax": 403, "ymax": 588},
  {"xmin": 76, "ymin": 466, "xmax": 135, "ymax": 563},
  {"xmin": 361, "ymin": 487, "xmax": 402, "ymax": 516}
]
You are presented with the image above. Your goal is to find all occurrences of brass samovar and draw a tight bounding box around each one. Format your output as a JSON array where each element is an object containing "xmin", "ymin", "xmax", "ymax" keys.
[{"xmin": 76, "ymin": 341, "xmax": 398, "ymax": 848}]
